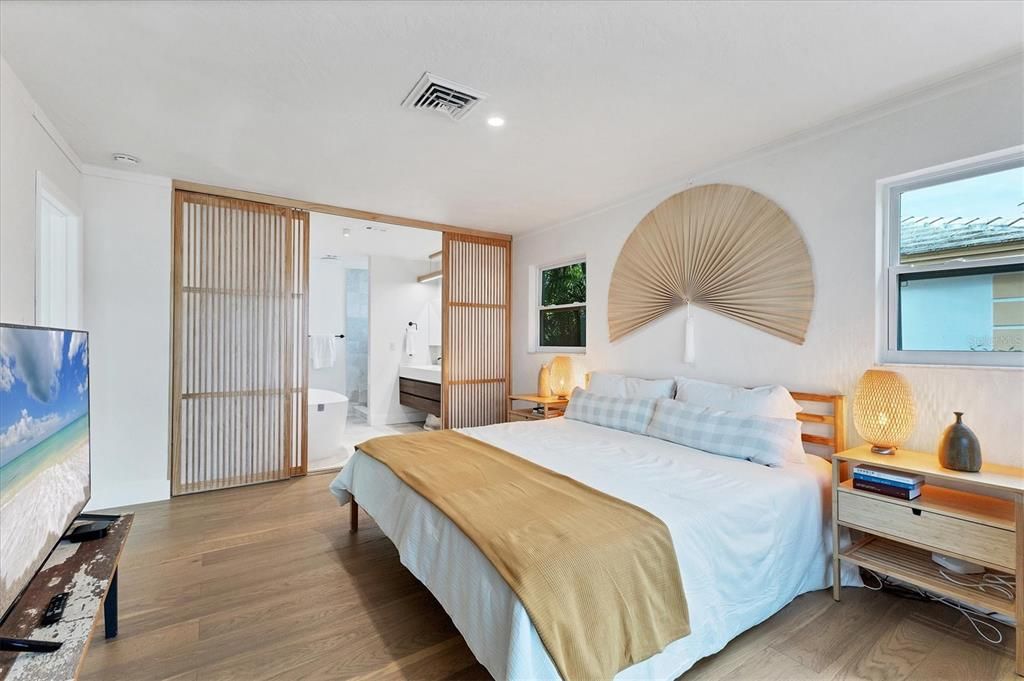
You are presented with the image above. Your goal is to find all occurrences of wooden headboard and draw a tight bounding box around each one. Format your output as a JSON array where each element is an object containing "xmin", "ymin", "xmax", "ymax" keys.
[{"xmin": 790, "ymin": 391, "xmax": 846, "ymax": 455}]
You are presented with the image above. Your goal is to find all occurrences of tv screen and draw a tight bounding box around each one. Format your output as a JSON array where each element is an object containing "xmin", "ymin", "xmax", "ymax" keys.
[{"xmin": 0, "ymin": 324, "xmax": 90, "ymax": 621}]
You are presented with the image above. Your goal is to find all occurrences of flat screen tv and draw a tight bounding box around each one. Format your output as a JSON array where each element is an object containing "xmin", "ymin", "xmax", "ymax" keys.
[{"xmin": 0, "ymin": 323, "xmax": 90, "ymax": 623}]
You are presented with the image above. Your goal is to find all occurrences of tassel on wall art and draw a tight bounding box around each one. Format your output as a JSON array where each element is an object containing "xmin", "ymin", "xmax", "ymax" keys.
[{"xmin": 683, "ymin": 304, "xmax": 695, "ymax": 364}]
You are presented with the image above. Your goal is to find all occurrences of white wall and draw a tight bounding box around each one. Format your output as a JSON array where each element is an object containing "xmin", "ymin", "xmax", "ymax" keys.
[
  {"xmin": 80, "ymin": 170, "xmax": 172, "ymax": 509},
  {"xmin": 512, "ymin": 65, "xmax": 1024, "ymax": 466},
  {"xmin": 0, "ymin": 56, "xmax": 81, "ymax": 325},
  {"xmin": 367, "ymin": 256, "xmax": 435, "ymax": 426}
]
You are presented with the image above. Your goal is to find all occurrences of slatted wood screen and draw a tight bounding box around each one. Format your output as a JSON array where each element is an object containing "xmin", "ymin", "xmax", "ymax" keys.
[
  {"xmin": 442, "ymin": 233, "xmax": 511, "ymax": 428},
  {"xmin": 171, "ymin": 190, "xmax": 309, "ymax": 495}
]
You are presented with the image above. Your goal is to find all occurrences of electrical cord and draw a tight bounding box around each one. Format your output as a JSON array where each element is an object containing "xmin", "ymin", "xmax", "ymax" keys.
[{"xmin": 860, "ymin": 567, "xmax": 1014, "ymax": 645}]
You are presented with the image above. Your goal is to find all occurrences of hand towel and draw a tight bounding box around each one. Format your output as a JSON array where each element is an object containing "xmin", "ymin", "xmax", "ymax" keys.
[
  {"xmin": 404, "ymin": 326, "xmax": 418, "ymax": 358},
  {"xmin": 310, "ymin": 335, "xmax": 336, "ymax": 369}
]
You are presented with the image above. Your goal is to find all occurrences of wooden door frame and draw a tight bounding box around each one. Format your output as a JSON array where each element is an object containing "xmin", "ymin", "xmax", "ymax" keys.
[
  {"xmin": 171, "ymin": 180, "xmax": 511, "ymax": 242},
  {"xmin": 169, "ymin": 180, "xmax": 512, "ymax": 494}
]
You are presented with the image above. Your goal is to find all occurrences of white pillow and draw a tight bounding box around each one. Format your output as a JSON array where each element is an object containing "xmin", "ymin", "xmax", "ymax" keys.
[
  {"xmin": 673, "ymin": 377, "xmax": 806, "ymax": 463},
  {"xmin": 588, "ymin": 372, "xmax": 675, "ymax": 399},
  {"xmin": 647, "ymin": 399, "xmax": 799, "ymax": 467}
]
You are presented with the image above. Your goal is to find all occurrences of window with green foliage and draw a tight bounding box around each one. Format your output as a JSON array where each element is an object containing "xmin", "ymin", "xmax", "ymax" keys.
[{"xmin": 538, "ymin": 260, "xmax": 586, "ymax": 349}]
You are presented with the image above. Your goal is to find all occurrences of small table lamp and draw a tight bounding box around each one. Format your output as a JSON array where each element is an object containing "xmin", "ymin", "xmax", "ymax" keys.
[
  {"xmin": 853, "ymin": 369, "xmax": 916, "ymax": 454},
  {"xmin": 548, "ymin": 356, "xmax": 575, "ymax": 398}
]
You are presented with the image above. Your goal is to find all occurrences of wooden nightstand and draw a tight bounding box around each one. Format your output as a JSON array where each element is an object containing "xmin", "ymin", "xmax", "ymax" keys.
[
  {"xmin": 506, "ymin": 394, "xmax": 569, "ymax": 422},
  {"xmin": 831, "ymin": 446, "xmax": 1023, "ymax": 676}
]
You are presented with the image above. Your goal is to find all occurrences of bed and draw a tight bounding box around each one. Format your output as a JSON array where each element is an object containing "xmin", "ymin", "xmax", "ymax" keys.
[{"xmin": 329, "ymin": 393, "xmax": 857, "ymax": 680}]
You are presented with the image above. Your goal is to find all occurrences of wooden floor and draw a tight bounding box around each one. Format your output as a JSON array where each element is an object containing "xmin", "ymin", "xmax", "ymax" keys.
[{"xmin": 80, "ymin": 473, "xmax": 1017, "ymax": 681}]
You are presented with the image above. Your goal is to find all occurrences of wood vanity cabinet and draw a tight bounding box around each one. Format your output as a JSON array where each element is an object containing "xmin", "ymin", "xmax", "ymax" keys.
[{"xmin": 399, "ymin": 378, "xmax": 441, "ymax": 417}]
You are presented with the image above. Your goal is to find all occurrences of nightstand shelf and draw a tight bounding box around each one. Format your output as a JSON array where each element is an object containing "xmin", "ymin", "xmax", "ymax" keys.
[
  {"xmin": 506, "ymin": 394, "xmax": 568, "ymax": 422},
  {"xmin": 840, "ymin": 535, "xmax": 1014, "ymax": 617},
  {"xmin": 831, "ymin": 445, "xmax": 1023, "ymax": 676}
]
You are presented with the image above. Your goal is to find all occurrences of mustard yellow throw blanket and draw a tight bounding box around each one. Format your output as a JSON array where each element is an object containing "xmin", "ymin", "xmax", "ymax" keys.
[{"xmin": 357, "ymin": 430, "xmax": 690, "ymax": 680}]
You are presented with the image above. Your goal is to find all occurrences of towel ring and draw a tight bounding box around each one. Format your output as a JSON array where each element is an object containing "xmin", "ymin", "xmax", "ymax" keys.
[{"xmin": 408, "ymin": 322, "xmax": 419, "ymax": 330}]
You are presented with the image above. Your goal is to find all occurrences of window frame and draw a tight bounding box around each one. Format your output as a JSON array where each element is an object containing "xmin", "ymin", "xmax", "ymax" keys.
[
  {"xmin": 876, "ymin": 146, "xmax": 1024, "ymax": 369},
  {"xmin": 530, "ymin": 256, "xmax": 587, "ymax": 354},
  {"xmin": 35, "ymin": 171, "xmax": 83, "ymax": 329}
]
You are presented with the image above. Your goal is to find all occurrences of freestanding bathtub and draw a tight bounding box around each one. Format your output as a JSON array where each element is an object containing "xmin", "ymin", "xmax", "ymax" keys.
[{"xmin": 307, "ymin": 388, "xmax": 350, "ymax": 470}]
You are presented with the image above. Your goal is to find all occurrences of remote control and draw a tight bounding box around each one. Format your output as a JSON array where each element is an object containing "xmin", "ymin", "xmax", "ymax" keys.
[
  {"xmin": 0, "ymin": 637, "xmax": 62, "ymax": 652},
  {"xmin": 41, "ymin": 592, "xmax": 69, "ymax": 626}
]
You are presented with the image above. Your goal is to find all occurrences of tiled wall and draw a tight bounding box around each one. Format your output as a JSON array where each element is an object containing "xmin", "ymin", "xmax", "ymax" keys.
[{"xmin": 345, "ymin": 268, "xmax": 369, "ymax": 405}]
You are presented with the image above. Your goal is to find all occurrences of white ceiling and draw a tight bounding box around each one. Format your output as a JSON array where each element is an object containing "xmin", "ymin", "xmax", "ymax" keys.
[
  {"xmin": 310, "ymin": 213, "xmax": 441, "ymax": 261},
  {"xmin": 1, "ymin": 1, "xmax": 1021, "ymax": 235}
]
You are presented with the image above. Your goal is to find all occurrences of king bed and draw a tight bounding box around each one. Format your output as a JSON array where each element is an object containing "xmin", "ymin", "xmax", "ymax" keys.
[{"xmin": 329, "ymin": 385, "xmax": 854, "ymax": 680}]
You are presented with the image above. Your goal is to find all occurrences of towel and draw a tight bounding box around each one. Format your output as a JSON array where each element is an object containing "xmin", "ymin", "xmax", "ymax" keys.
[
  {"xmin": 404, "ymin": 326, "xmax": 418, "ymax": 358},
  {"xmin": 310, "ymin": 335, "xmax": 336, "ymax": 369}
]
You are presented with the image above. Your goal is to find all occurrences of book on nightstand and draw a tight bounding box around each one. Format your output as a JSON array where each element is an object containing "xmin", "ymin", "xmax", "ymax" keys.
[
  {"xmin": 852, "ymin": 464, "xmax": 924, "ymax": 499},
  {"xmin": 852, "ymin": 477, "xmax": 922, "ymax": 500}
]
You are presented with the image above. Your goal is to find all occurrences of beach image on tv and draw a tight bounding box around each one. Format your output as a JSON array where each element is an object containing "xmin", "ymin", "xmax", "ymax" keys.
[{"xmin": 0, "ymin": 326, "xmax": 90, "ymax": 617}]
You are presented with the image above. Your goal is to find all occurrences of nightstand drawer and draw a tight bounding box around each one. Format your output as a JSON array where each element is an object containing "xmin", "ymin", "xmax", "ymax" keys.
[{"xmin": 837, "ymin": 489, "xmax": 1015, "ymax": 570}]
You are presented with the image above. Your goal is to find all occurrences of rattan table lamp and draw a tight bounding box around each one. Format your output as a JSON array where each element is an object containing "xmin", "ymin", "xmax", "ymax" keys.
[{"xmin": 853, "ymin": 369, "xmax": 916, "ymax": 454}]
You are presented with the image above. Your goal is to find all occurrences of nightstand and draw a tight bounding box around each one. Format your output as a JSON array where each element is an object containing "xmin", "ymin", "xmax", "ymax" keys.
[
  {"xmin": 831, "ymin": 446, "xmax": 1023, "ymax": 676},
  {"xmin": 506, "ymin": 394, "xmax": 569, "ymax": 422}
]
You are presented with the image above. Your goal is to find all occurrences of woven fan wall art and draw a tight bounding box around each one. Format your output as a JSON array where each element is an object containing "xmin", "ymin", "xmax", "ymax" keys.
[{"xmin": 608, "ymin": 183, "xmax": 814, "ymax": 344}]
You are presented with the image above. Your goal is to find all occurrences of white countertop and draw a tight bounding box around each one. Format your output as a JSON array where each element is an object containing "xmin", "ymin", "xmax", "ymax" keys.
[{"xmin": 399, "ymin": 364, "xmax": 441, "ymax": 384}]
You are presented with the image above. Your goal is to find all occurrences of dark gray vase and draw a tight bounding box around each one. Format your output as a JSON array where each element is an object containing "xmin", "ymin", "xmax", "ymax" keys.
[{"xmin": 937, "ymin": 412, "xmax": 982, "ymax": 472}]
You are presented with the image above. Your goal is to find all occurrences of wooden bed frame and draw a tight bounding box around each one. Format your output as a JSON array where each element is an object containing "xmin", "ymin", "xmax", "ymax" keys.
[{"xmin": 350, "ymin": 390, "xmax": 846, "ymax": 533}]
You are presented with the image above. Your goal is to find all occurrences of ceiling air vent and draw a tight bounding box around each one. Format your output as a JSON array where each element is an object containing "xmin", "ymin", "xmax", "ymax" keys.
[{"xmin": 401, "ymin": 72, "xmax": 487, "ymax": 121}]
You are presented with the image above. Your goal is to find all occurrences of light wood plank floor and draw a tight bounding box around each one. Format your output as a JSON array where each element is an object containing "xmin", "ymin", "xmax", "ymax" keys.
[{"xmin": 80, "ymin": 473, "xmax": 1016, "ymax": 681}]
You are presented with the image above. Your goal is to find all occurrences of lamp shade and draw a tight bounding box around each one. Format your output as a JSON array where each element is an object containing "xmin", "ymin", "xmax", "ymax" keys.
[
  {"xmin": 853, "ymin": 369, "xmax": 916, "ymax": 454},
  {"xmin": 549, "ymin": 356, "xmax": 574, "ymax": 398}
]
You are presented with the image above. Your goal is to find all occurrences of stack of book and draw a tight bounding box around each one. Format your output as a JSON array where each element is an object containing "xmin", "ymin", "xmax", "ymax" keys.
[{"xmin": 852, "ymin": 464, "xmax": 924, "ymax": 500}]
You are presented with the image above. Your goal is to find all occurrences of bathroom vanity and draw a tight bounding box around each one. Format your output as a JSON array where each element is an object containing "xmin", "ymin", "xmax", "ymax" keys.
[{"xmin": 398, "ymin": 365, "xmax": 441, "ymax": 417}]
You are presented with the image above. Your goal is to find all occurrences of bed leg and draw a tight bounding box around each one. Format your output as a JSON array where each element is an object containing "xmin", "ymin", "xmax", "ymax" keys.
[{"xmin": 350, "ymin": 499, "xmax": 359, "ymax": 533}]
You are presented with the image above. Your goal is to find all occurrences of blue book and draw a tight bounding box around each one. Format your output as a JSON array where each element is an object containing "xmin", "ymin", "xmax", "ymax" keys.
[{"xmin": 853, "ymin": 471, "xmax": 922, "ymax": 490}]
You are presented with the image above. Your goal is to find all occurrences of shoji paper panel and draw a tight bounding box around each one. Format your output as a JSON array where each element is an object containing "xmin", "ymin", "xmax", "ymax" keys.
[
  {"xmin": 442, "ymin": 234, "xmax": 511, "ymax": 429},
  {"xmin": 171, "ymin": 191, "xmax": 309, "ymax": 495}
]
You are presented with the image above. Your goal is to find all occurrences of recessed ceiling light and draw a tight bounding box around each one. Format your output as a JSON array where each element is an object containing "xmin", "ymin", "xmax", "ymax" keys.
[
  {"xmin": 486, "ymin": 116, "xmax": 505, "ymax": 128},
  {"xmin": 111, "ymin": 153, "xmax": 140, "ymax": 166}
]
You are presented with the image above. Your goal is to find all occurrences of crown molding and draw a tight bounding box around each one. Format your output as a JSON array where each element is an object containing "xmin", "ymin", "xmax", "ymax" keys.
[{"xmin": 81, "ymin": 163, "xmax": 172, "ymax": 187}]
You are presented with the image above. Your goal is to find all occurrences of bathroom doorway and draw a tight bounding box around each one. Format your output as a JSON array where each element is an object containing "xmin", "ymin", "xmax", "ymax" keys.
[{"xmin": 306, "ymin": 213, "xmax": 442, "ymax": 471}]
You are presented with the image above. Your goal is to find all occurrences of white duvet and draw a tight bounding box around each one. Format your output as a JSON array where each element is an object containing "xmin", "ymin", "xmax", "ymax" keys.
[{"xmin": 329, "ymin": 417, "xmax": 858, "ymax": 680}]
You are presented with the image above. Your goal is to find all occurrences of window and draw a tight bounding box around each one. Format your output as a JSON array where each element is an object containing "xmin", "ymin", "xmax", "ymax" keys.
[
  {"xmin": 36, "ymin": 172, "xmax": 83, "ymax": 328},
  {"xmin": 534, "ymin": 259, "xmax": 586, "ymax": 351},
  {"xmin": 878, "ymin": 148, "xmax": 1023, "ymax": 367}
]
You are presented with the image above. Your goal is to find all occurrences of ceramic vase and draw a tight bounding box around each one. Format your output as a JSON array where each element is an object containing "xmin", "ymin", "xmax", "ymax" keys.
[
  {"xmin": 937, "ymin": 412, "xmax": 982, "ymax": 472},
  {"xmin": 537, "ymin": 364, "xmax": 551, "ymax": 397}
]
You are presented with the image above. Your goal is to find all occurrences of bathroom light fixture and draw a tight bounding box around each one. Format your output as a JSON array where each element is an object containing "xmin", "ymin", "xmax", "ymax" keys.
[
  {"xmin": 417, "ymin": 270, "xmax": 442, "ymax": 283},
  {"xmin": 486, "ymin": 116, "xmax": 505, "ymax": 128},
  {"xmin": 111, "ymin": 153, "xmax": 140, "ymax": 166}
]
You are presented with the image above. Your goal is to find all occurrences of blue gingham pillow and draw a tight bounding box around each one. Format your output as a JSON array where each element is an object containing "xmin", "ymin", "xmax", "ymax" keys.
[
  {"xmin": 563, "ymin": 387, "xmax": 656, "ymax": 435},
  {"xmin": 647, "ymin": 398, "xmax": 799, "ymax": 467}
]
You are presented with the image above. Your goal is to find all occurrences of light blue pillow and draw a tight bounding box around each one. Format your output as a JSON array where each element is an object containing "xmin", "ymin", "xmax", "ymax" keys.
[
  {"xmin": 563, "ymin": 387, "xmax": 656, "ymax": 435},
  {"xmin": 646, "ymin": 398, "xmax": 799, "ymax": 467}
]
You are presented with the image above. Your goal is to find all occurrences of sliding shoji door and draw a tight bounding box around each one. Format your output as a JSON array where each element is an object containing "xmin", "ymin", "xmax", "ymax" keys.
[
  {"xmin": 170, "ymin": 191, "xmax": 309, "ymax": 495},
  {"xmin": 442, "ymin": 233, "xmax": 511, "ymax": 428}
]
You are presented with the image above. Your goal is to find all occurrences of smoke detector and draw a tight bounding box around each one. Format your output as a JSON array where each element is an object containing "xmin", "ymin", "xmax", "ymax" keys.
[
  {"xmin": 401, "ymin": 72, "xmax": 487, "ymax": 121},
  {"xmin": 111, "ymin": 153, "xmax": 140, "ymax": 166}
]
